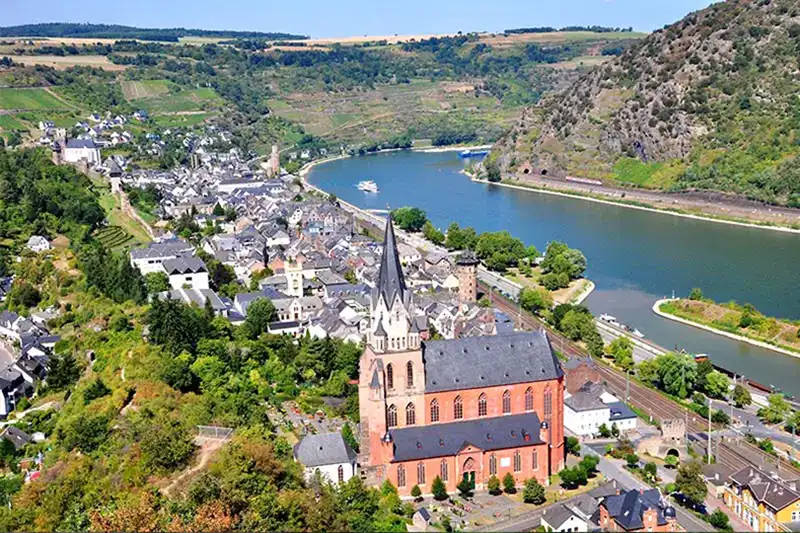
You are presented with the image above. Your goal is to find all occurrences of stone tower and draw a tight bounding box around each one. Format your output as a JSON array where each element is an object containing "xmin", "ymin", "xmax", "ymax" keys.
[
  {"xmin": 455, "ymin": 250, "xmax": 480, "ymax": 303},
  {"xmin": 269, "ymin": 144, "xmax": 280, "ymax": 176}
]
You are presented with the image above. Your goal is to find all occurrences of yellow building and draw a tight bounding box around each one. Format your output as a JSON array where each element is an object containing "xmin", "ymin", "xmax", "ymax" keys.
[{"xmin": 724, "ymin": 466, "xmax": 800, "ymax": 532}]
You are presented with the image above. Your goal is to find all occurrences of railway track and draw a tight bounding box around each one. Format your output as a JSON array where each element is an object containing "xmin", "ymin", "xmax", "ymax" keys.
[{"xmin": 485, "ymin": 286, "xmax": 800, "ymax": 477}]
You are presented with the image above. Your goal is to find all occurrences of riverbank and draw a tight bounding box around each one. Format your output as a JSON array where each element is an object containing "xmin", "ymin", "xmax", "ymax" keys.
[
  {"xmin": 652, "ymin": 299, "xmax": 800, "ymax": 360},
  {"xmin": 297, "ymin": 143, "xmax": 494, "ymax": 178},
  {"xmin": 471, "ymin": 176, "xmax": 800, "ymax": 235}
]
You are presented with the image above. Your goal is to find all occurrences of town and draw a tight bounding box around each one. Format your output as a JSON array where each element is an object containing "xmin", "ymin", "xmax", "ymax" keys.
[{"xmin": 3, "ymin": 2, "xmax": 800, "ymax": 532}]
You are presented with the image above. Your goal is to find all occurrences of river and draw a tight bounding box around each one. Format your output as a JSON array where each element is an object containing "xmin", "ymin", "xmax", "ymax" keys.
[{"xmin": 308, "ymin": 150, "xmax": 800, "ymax": 396}]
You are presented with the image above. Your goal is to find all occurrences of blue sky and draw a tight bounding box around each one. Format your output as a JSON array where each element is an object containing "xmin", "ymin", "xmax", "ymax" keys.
[{"xmin": 5, "ymin": 0, "xmax": 717, "ymax": 38}]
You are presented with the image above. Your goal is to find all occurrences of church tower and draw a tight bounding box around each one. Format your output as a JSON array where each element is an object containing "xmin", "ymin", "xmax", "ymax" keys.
[
  {"xmin": 358, "ymin": 216, "xmax": 424, "ymax": 480},
  {"xmin": 455, "ymin": 250, "xmax": 479, "ymax": 303}
]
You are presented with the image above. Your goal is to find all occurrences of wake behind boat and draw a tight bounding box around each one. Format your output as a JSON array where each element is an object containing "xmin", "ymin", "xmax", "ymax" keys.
[{"xmin": 357, "ymin": 180, "xmax": 379, "ymax": 193}]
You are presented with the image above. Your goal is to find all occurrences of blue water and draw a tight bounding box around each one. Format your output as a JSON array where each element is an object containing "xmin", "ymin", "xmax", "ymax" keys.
[{"xmin": 309, "ymin": 150, "xmax": 800, "ymax": 395}]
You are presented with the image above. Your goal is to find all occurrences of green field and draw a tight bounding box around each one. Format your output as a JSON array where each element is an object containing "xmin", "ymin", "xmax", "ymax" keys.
[
  {"xmin": 152, "ymin": 112, "xmax": 214, "ymax": 127},
  {"xmin": 121, "ymin": 79, "xmax": 176, "ymax": 100},
  {"xmin": 141, "ymin": 88, "xmax": 223, "ymax": 113},
  {"xmin": 0, "ymin": 115, "xmax": 28, "ymax": 131},
  {"xmin": 0, "ymin": 88, "xmax": 70, "ymax": 110}
]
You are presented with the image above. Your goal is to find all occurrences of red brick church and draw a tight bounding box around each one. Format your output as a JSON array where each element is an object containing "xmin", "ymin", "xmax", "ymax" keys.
[{"xmin": 358, "ymin": 218, "xmax": 565, "ymax": 496}]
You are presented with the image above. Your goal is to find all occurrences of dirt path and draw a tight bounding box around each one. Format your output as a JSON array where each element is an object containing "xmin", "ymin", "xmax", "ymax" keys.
[
  {"xmin": 42, "ymin": 87, "xmax": 81, "ymax": 110},
  {"xmin": 162, "ymin": 438, "xmax": 226, "ymax": 496}
]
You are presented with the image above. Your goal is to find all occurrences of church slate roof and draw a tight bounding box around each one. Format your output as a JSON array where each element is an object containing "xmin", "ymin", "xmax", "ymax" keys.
[
  {"xmin": 374, "ymin": 216, "xmax": 409, "ymax": 308},
  {"xmin": 389, "ymin": 412, "xmax": 543, "ymax": 462},
  {"xmin": 422, "ymin": 329, "xmax": 562, "ymax": 393}
]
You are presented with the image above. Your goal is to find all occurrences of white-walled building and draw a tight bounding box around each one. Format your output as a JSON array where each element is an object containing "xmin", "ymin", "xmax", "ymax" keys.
[
  {"xmin": 25, "ymin": 236, "xmax": 51, "ymax": 253},
  {"xmin": 564, "ymin": 388, "xmax": 638, "ymax": 437},
  {"xmin": 130, "ymin": 239, "xmax": 194, "ymax": 275},
  {"xmin": 541, "ymin": 503, "xmax": 591, "ymax": 533},
  {"xmin": 63, "ymin": 138, "xmax": 101, "ymax": 165},
  {"xmin": 161, "ymin": 256, "xmax": 209, "ymax": 290},
  {"xmin": 294, "ymin": 432, "xmax": 357, "ymax": 485}
]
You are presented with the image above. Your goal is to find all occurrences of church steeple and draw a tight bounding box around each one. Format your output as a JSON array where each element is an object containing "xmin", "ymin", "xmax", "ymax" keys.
[
  {"xmin": 368, "ymin": 214, "xmax": 418, "ymax": 353},
  {"xmin": 375, "ymin": 214, "xmax": 408, "ymax": 308}
]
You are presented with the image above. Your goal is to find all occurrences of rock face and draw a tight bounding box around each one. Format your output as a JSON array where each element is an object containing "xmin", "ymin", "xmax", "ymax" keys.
[{"xmin": 494, "ymin": 0, "xmax": 800, "ymax": 202}]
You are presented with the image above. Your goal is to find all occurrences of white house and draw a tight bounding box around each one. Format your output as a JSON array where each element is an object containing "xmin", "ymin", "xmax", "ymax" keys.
[
  {"xmin": 25, "ymin": 236, "xmax": 51, "ymax": 253},
  {"xmin": 62, "ymin": 138, "xmax": 101, "ymax": 165},
  {"xmin": 161, "ymin": 256, "xmax": 209, "ymax": 290},
  {"xmin": 564, "ymin": 388, "xmax": 638, "ymax": 437},
  {"xmin": 216, "ymin": 179, "xmax": 267, "ymax": 194},
  {"xmin": 130, "ymin": 239, "xmax": 194, "ymax": 275},
  {"xmin": 294, "ymin": 432, "xmax": 357, "ymax": 485},
  {"xmin": 541, "ymin": 503, "xmax": 591, "ymax": 533},
  {"xmin": 564, "ymin": 391, "xmax": 610, "ymax": 437}
]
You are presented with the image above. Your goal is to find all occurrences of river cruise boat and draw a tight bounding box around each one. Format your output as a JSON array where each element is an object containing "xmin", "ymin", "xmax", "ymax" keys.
[{"xmin": 357, "ymin": 180, "xmax": 379, "ymax": 193}]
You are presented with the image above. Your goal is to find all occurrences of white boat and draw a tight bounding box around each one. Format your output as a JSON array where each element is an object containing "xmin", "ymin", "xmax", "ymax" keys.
[
  {"xmin": 632, "ymin": 328, "xmax": 645, "ymax": 338},
  {"xmin": 357, "ymin": 180, "xmax": 379, "ymax": 193},
  {"xmin": 599, "ymin": 314, "xmax": 619, "ymax": 325}
]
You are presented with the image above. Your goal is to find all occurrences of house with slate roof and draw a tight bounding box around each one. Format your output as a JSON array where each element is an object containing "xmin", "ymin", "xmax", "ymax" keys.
[
  {"xmin": 724, "ymin": 465, "xmax": 800, "ymax": 531},
  {"xmin": 358, "ymin": 217, "xmax": 565, "ymax": 497},
  {"xmin": 294, "ymin": 432, "xmax": 357, "ymax": 485},
  {"xmin": 161, "ymin": 256, "xmax": 209, "ymax": 290},
  {"xmin": 599, "ymin": 488, "xmax": 680, "ymax": 532}
]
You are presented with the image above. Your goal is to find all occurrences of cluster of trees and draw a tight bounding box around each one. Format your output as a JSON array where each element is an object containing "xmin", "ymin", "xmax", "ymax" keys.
[
  {"xmin": 0, "ymin": 149, "xmax": 105, "ymax": 245},
  {"xmin": 390, "ymin": 207, "xmax": 428, "ymax": 232},
  {"xmin": 559, "ymin": 455, "xmax": 599, "ymax": 489},
  {"xmin": 636, "ymin": 352, "xmax": 730, "ymax": 401},
  {"xmin": 78, "ymin": 244, "xmax": 148, "ymax": 304},
  {"xmin": 442, "ymin": 222, "xmax": 538, "ymax": 272},
  {"xmin": 505, "ymin": 26, "xmax": 634, "ymax": 34},
  {"xmin": 0, "ymin": 23, "xmax": 307, "ymax": 41},
  {"xmin": 540, "ymin": 241, "xmax": 586, "ymax": 290},
  {"xmin": 549, "ymin": 304, "xmax": 604, "ymax": 356}
]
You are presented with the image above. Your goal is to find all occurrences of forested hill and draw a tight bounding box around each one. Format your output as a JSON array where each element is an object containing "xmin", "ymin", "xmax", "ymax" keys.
[
  {"xmin": 492, "ymin": 0, "xmax": 800, "ymax": 207},
  {"xmin": 0, "ymin": 23, "xmax": 307, "ymax": 42}
]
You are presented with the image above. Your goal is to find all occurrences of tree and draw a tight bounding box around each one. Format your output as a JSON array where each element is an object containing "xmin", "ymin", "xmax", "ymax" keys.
[
  {"xmin": 487, "ymin": 475, "xmax": 501, "ymax": 495},
  {"xmin": 140, "ymin": 418, "xmax": 195, "ymax": 471},
  {"xmin": 625, "ymin": 453, "xmax": 639, "ymax": 469},
  {"xmin": 689, "ymin": 287, "xmax": 703, "ymax": 300},
  {"xmin": 704, "ymin": 371, "xmax": 730, "ymax": 399},
  {"xmin": 342, "ymin": 423, "xmax": 359, "ymax": 453},
  {"xmin": 485, "ymin": 157, "xmax": 501, "ymax": 182},
  {"xmin": 760, "ymin": 393, "xmax": 791, "ymax": 424},
  {"xmin": 643, "ymin": 462, "xmax": 658, "ymax": 482},
  {"xmin": 391, "ymin": 207, "xmax": 427, "ymax": 232},
  {"xmin": 7, "ymin": 281, "xmax": 41, "ymax": 309},
  {"xmin": 422, "ymin": 221, "xmax": 444, "ymax": 245},
  {"xmin": 598, "ymin": 423, "xmax": 611, "ymax": 438},
  {"xmin": 656, "ymin": 352, "xmax": 697, "ymax": 399},
  {"xmin": 541, "ymin": 241, "xmax": 585, "ymax": 280},
  {"xmin": 665, "ymin": 455, "xmax": 679, "ymax": 468},
  {"xmin": 579, "ymin": 455, "xmax": 599, "ymax": 477},
  {"xmin": 732, "ymin": 384, "xmax": 752, "ymax": 408},
  {"xmin": 675, "ymin": 460, "xmax": 707, "ymax": 506},
  {"xmin": 611, "ymin": 423, "xmax": 620, "ymax": 438},
  {"xmin": 431, "ymin": 476, "xmax": 448, "ymax": 501},
  {"xmin": 144, "ymin": 271, "xmax": 170, "ymax": 293},
  {"xmin": 244, "ymin": 298, "xmax": 276, "ymax": 339},
  {"xmin": 410, "ymin": 485, "xmax": 421, "ymax": 500},
  {"xmin": 519, "ymin": 287, "xmax": 552, "ymax": 314},
  {"xmin": 445, "ymin": 223, "xmax": 478, "ymax": 251},
  {"xmin": 522, "ymin": 478, "xmax": 546, "ymax": 504},
  {"xmin": 711, "ymin": 409, "xmax": 730, "ymax": 425},
  {"xmin": 502, "ymin": 472, "xmax": 516, "ymax": 494},
  {"xmin": 46, "ymin": 351, "xmax": 81, "ymax": 391},
  {"xmin": 83, "ymin": 378, "xmax": 111, "ymax": 404},
  {"xmin": 565, "ymin": 436, "xmax": 581, "ymax": 456},
  {"xmin": 457, "ymin": 477, "xmax": 472, "ymax": 498},
  {"xmin": 606, "ymin": 336, "xmax": 634, "ymax": 373},
  {"xmin": 708, "ymin": 509, "xmax": 731, "ymax": 531}
]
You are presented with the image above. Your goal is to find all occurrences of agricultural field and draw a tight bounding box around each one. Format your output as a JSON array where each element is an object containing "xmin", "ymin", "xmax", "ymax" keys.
[
  {"xmin": 152, "ymin": 112, "xmax": 214, "ymax": 128},
  {"xmin": 0, "ymin": 114, "xmax": 28, "ymax": 131},
  {"xmin": 93, "ymin": 225, "xmax": 134, "ymax": 249},
  {"xmin": 138, "ymin": 88, "xmax": 223, "ymax": 113},
  {"xmin": 0, "ymin": 87, "xmax": 71, "ymax": 110},
  {"xmin": 121, "ymin": 79, "xmax": 176, "ymax": 100},
  {"xmin": 1, "ymin": 54, "xmax": 126, "ymax": 71}
]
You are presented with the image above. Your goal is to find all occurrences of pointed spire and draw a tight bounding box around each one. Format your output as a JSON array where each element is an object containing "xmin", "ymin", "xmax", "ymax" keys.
[{"xmin": 376, "ymin": 214, "xmax": 407, "ymax": 307}]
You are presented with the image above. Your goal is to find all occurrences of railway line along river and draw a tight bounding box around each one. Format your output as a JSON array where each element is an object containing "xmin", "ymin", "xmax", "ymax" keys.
[{"xmin": 308, "ymin": 150, "xmax": 800, "ymax": 396}]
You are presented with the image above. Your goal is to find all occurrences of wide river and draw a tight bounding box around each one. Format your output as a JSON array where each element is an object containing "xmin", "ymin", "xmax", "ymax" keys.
[{"xmin": 309, "ymin": 150, "xmax": 800, "ymax": 395}]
